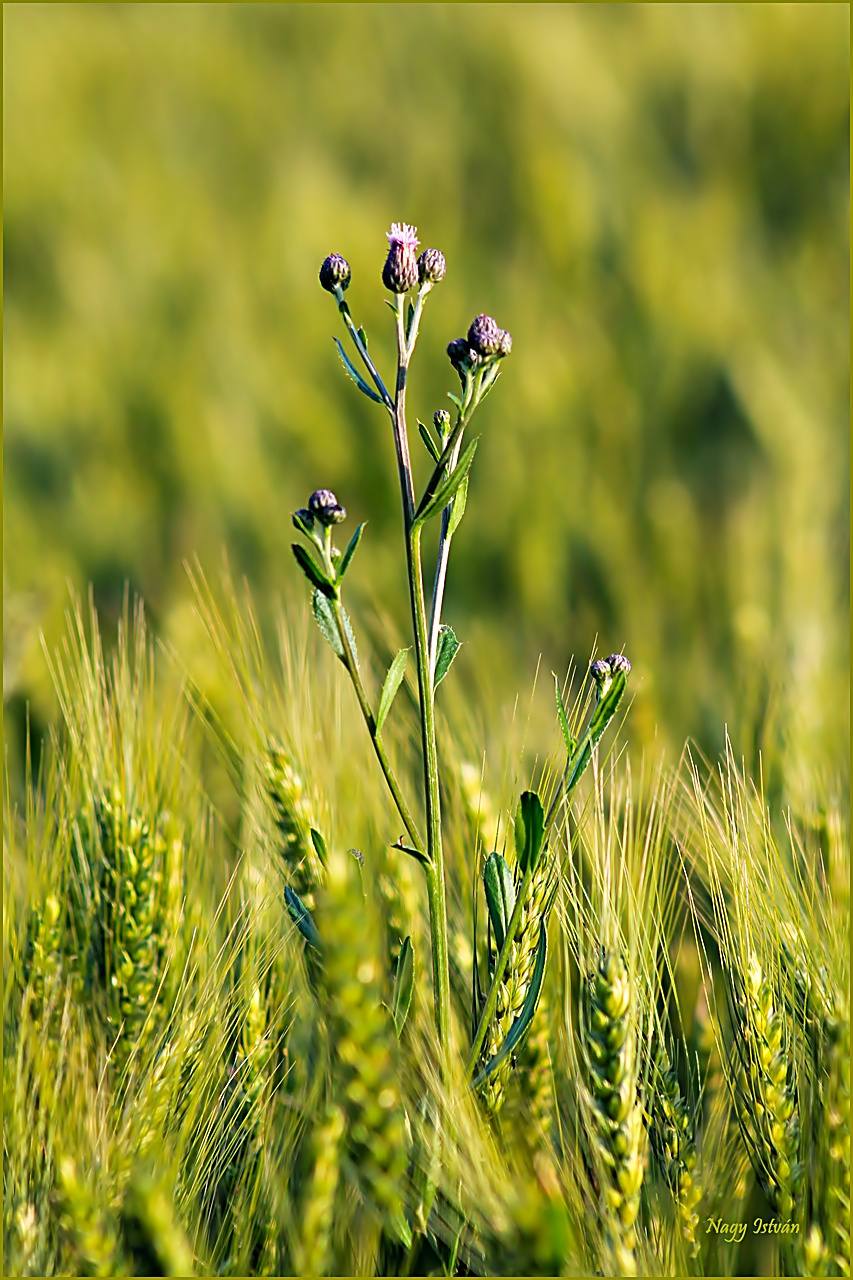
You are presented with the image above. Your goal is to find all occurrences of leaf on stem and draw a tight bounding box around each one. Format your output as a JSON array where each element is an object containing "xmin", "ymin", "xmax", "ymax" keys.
[
  {"xmin": 337, "ymin": 522, "xmax": 366, "ymax": 582},
  {"xmin": 391, "ymin": 936, "xmax": 415, "ymax": 1038},
  {"xmin": 376, "ymin": 648, "xmax": 408, "ymax": 733},
  {"xmin": 483, "ymin": 852, "xmax": 516, "ymax": 953},
  {"xmin": 285, "ymin": 886, "xmax": 322, "ymax": 952},
  {"xmin": 472, "ymin": 923, "xmax": 548, "ymax": 1088},
  {"xmin": 515, "ymin": 790, "xmax": 545, "ymax": 875},
  {"xmin": 415, "ymin": 437, "xmax": 479, "ymax": 527},
  {"xmin": 564, "ymin": 668, "xmax": 629, "ymax": 797},
  {"xmin": 292, "ymin": 543, "xmax": 336, "ymax": 597},
  {"xmin": 434, "ymin": 625, "xmax": 460, "ymax": 688},
  {"xmin": 447, "ymin": 478, "xmax": 468, "ymax": 537},
  {"xmin": 333, "ymin": 336, "xmax": 384, "ymax": 404},
  {"xmin": 312, "ymin": 589, "xmax": 358, "ymax": 666},
  {"xmin": 418, "ymin": 420, "xmax": 441, "ymax": 463},
  {"xmin": 357, "ymin": 326, "xmax": 368, "ymax": 349},
  {"xmin": 310, "ymin": 827, "xmax": 328, "ymax": 868},
  {"xmin": 554, "ymin": 674, "xmax": 576, "ymax": 756}
]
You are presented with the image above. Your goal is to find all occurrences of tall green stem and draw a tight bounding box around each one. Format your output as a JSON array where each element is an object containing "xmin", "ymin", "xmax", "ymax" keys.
[{"xmin": 392, "ymin": 295, "xmax": 452, "ymax": 1059}]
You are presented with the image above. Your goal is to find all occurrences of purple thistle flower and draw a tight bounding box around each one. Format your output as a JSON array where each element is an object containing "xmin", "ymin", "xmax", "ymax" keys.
[{"xmin": 382, "ymin": 222, "xmax": 420, "ymax": 294}]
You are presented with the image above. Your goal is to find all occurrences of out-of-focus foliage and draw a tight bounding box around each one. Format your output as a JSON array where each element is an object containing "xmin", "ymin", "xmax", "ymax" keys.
[{"xmin": 5, "ymin": 3, "xmax": 849, "ymax": 798}]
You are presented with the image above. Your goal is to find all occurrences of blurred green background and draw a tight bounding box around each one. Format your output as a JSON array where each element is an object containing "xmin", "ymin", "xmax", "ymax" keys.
[{"xmin": 4, "ymin": 3, "xmax": 849, "ymax": 800}]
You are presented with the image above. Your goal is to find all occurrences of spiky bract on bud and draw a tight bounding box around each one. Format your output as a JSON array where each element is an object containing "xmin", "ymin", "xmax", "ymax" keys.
[
  {"xmin": 382, "ymin": 222, "xmax": 420, "ymax": 294},
  {"xmin": 319, "ymin": 253, "xmax": 351, "ymax": 294},
  {"xmin": 418, "ymin": 247, "xmax": 446, "ymax": 285},
  {"xmin": 467, "ymin": 313, "xmax": 512, "ymax": 359},
  {"xmin": 433, "ymin": 409, "xmax": 451, "ymax": 436},
  {"xmin": 308, "ymin": 489, "xmax": 347, "ymax": 526}
]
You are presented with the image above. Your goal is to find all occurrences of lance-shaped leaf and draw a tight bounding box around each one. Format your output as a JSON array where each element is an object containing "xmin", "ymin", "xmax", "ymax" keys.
[
  {"xmin": 312, "ymin": 589, "xmax": 358, "ymax": 666},
  {"xmin": 514, "ymin": 789, "xmax": 545, "ymax": 876},
  {"xmin": 483, "ymin": 852, "xmax": 516, "ymax": 953},
  {"xmin": 310, "ymin": 827, "xmax": 328, "ymax": 868},
  {"xmin": 418, "ymin": 420, "xmax": 441, "ymax": 463},
  {"xmin": 414, "ymin": 436, "xmax": 479, "ymax": 527},
  {"xmin": 285, "ymin": 886, "xmax": 322, "ymax": 952},
  {"xmin": 333, "ymin": 336, "xmax": 384, "ymax": 404},
  {"xmin": 564, "ymin": 667, "xmax": 629, "ymax": 797},
  {"xmin": 376, "ymin": 648, "xmax": 408, "ymax": 734},
  {"xmin": 434, "ymin": 625, "xmax": 460, "ymax": 688},
  {"xmin": 336, "ymin": 521, "xmax": 366, "ymax": 582},
  {"xmin": 447, "ymin": 477, "xmax": 468, "ymax": 538},
  {"xmin": 391, "ymin": 936, "xmax": 415, "ymax": 1038},
  {"xmin": 292, "ymin": 543, "xmax": 335, "ymax": 598},
  {"xmin": 472, "ymin": 923, "xmax": 548, "ymax": 1088},
  {"xmin": 554, "ymin": 673, "xmax": 576, "ymax": 756}
]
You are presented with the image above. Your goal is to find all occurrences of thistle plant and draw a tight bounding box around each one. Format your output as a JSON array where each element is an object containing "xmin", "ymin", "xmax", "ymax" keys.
[{"xmin": 295, "ymin": 224, "xmax": 515, "ymax": 1059}]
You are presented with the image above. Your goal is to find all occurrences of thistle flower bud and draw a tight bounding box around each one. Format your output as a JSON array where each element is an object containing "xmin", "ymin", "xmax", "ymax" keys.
[
  {"xmin": 590, "ymin": 653, "xmax": 632, "ymax": 699},
  {"xmin": 497, "ymin": 328, "xmax": 513, "ymax": 357},
  {"xmin": 433, "ymin": 409, "xmax": 451, "ymax": 437},
  {"xmin": 382, "ymin": 222, "xmax": 420, "ymax": 294},
  {"xmin": 319, "ymin": 254, "xmax": 351, "ymax": 294},
  {"xmin": 447, "ymin": 337, "xmax": 475, "ymax": 380},
  {"xmin": 308, "ymin": 489, "xmax": 347, "ymax": 526},
  {"xmin": 467, "ymin": 313, "xmax": 502, "ymax": 357},
  {"xmin": 418, "ymin": 248, "xmax": 446, "ymax": 286}
]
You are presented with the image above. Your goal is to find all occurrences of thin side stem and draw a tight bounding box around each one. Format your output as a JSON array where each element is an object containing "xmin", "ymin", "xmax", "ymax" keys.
[
  {"xmin": 427, "ymin": 432, "xmax": 464, "ymax": 681},
  {"xmin": 329, "ymin": 593, "xmax": 426, "ymax": 860},
  {"xmin": 337, "ymin": 294, "xmax": 394, "ymax": 411}
]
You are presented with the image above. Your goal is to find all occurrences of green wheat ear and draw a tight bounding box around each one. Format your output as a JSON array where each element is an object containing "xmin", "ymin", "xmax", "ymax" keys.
[
  {"xmin": 479, "ymin": 844, "xmax": 554, "ymax": 1116},
  {"xmin": 731, "ymin": 953, "xmax": 802, "ymax": 1221},
  {"xmin": 646, "ymin": 1037, "xmax": 702, "ymax": 1258},
  {"xmin": 294, "ymin": 1104, "xmax": 346, "ymax": 1276},
  {"xmin": 263, "ymin": 739, "xmax": 323, "ymax": 907},
  {"xmin": 317, "ymin": 846, "xmax": 409, "ymax": 1239},
  {"xmin": 582, "ymin": 949, "xmax": 647, "ymax": 1277}
]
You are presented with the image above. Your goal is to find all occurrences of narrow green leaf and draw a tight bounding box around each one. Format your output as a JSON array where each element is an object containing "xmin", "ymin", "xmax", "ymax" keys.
[
  {"xmin": 392, "ymin": 936, "xmax": 415, "ymax": 1038},
  {"xmin": 285, "ymin": 886, "xmax": 322, "ymax": 952},
  {"xmin": 333, "ymin": 336, "xmax": 384, "ymax": 404},
  {"xmin": 406, "ymin": 301, "xmax": 415, "ymax": 336},
  {"xmin": 415, "ymin": 437, "xmax": 479, "ymax": 526},
  {"xmin": 310, "ymin": 827, "xmax": 328, "ymax": 868},
  {"xmin": 434, "ymin": 625, "xmax": 460, "ymax": 688},
  {"xmin": 311, "ymin": 589, "xmax": 357, "ymax": 666},
  {"xmin": 376, "ymin": 648, "xmax": 408, "ymax": 733},
  {"xmin": 554, "ymin": 674, "xmax": 576, "ymax": 756},
  {"xmin": 337, "ymin": 521, "xmax": 366, "ymax": 581},
  {"xmin": 473, "ymin": 923, "xmax": 548, "ymax": 1088},
  {"xmin": 292, "ymin": 543, "xmax": 335, "ymax": 597},
  {"xmin": 418, "ymin": 420, "xmax": 441, "ymax": 463},
  {"xmin": 515, "ymin": 790, "xmax": 545, "ymax": 875},
  {"xmin": 357, "ymin": 326, "xmax": 368, "ymax": 349},
  {"xmin": 447, "ymin": 476, "xmax": 468, "ymax": 538},
  {"xmin": 483, "ymin": 852, "xmax": 516, "ymax": 953},
  {"xmin": 447, "ymin": 392, "xmax": 462, "ymax": 410},
  {"xmin": 564, "ymin": 669, "xmax": 629, "ymax": 797},
  {"xmin": 312, "ymin": 589, "xmax": 343, "ymax": 657},
  {"xmin": 291, "ymin": 509, "xmax": 315, "ymax": 539}
]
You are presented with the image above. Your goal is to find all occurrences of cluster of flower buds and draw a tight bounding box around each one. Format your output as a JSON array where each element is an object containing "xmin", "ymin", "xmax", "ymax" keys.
[
  {"xmin": 382, "ymin": 223, "xmax": 447, "ymax": 295},
  {"xmin": 447, "ymin": 313, "xmax": 513, "ymax": 382},
  {"xmin": 320, "ymin": 224, "xmax": 446, "ymax": 302},
  {"xmin": 590, "ymin": 653, "xmax": 632, "ymax": 699},
  {"xmin": 294, "ymin": 488, "xmax": 347, "ymax": 534}
]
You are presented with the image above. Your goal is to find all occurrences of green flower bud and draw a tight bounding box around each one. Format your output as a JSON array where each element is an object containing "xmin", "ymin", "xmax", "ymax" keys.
[{"xmin": 319, "ymin": 254, "xmax": 351, "ymax": 293}]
